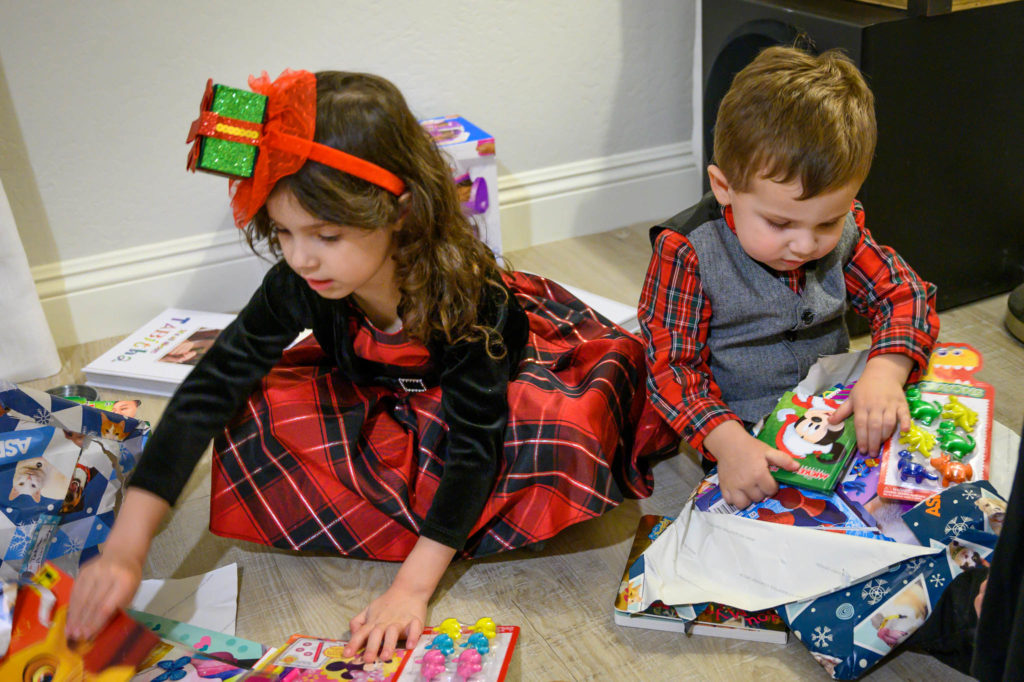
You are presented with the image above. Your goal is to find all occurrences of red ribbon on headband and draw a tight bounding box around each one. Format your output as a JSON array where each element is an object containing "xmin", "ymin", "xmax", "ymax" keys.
[{"xmin": 186, "ymin": 69, "xmax": 406, "ymax": 229}]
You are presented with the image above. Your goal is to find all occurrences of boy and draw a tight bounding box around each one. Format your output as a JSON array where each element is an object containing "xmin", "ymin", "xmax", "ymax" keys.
[{"xmin": 640, "ymin": 46, "xmax": 939, "ymax": 509}]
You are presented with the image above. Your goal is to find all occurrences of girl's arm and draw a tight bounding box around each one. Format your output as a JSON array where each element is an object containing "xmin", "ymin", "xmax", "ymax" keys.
[
  {"xmin": 343, "ymin": 536, "xmax": 457, "ymax": 664},
  {"xmin": 65, "ymin": 487, "xmax": 170, "ymax": 640}
]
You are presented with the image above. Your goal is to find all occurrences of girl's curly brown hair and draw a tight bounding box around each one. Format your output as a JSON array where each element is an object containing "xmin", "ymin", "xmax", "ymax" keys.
[{"xmin": 246, "ymin": 71, "xmax": 507, "ymax": 355}]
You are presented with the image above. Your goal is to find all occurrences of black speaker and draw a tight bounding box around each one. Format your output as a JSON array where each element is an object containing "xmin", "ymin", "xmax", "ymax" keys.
[{"xmin": 703, "ymin": 0, "xmax": 1024, "ymax": 312}]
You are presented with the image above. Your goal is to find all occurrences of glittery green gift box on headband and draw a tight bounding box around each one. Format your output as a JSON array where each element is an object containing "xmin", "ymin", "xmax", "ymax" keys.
[{"xmin": 195, "ymin": 85, "xmax": 268, "ymax": 177}]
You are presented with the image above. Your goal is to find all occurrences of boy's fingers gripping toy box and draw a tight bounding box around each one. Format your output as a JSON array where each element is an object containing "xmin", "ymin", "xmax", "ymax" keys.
[
  {"xmin": 876, "ymin": 344, "xmax": 993, "ymax": 503},
  {"xmin": 421, "ymin": 116, "xmax": 501, "ymax": 256}
]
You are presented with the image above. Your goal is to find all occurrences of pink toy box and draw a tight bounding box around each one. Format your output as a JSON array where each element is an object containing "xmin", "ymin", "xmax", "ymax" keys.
[{"xmin": 421, "ymin": 115, "xmax": 502, "ymax": 255}]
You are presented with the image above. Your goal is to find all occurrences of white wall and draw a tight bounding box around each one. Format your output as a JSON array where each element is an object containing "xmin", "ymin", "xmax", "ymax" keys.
[{"xmin": 0, "ymin": 0, "xmax": 700, "ymax": 346}]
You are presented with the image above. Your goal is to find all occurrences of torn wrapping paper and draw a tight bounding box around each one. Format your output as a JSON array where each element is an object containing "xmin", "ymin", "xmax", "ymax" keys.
[
  {"xmin": 129, "ymin": 563, "xmax": 239, "ymax": 636},
  {"xmin": 638, "ymin": 348, "xmax": 1014, "ymax": 679},
  {"xmin": 780, "ymin": 483, "xmax": 1002, "ymax": 679},
  {"xmin": 0, "ymin": 380, "xmax": 147, "ymax": 574},
  {"xmin": 638, "ymin": 497, "xmax": 939, "ymax": 613}
]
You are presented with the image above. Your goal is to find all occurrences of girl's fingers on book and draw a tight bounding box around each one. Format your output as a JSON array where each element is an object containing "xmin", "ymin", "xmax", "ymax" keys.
[
  {"xmin": 344, "ymin": 610, "xmax": 369, "ymax": 657},
  {"xmin": 380, "ymin": 625, "xmax": 401, "ymax": 661},
  {"xmin": 405, "ymin": 619, "xmax": 425, "ymax": 650},
  {"xmin": 362, "ymin": 626, "xmax": 385, "ymax": 664}
]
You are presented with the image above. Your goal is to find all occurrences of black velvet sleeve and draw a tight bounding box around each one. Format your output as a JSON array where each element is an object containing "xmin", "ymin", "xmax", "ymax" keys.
[
  {"xmin": 417, "ymin": 287, "xmax": 527, "ymax": 550},
  {"xmin": 127, "ymin": 262, "xmax": 312, "ymax": 504}
]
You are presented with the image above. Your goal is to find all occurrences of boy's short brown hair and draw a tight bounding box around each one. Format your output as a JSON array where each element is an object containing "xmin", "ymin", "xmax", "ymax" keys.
[{"xmin": 713, "ymin": 46, "xmax": 876, "ymax": 198}]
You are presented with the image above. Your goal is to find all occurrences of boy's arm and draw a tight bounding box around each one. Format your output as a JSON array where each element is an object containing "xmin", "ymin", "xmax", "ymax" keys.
[
  {"xmin": 639, "ymin": 230, "xmax": 741, "ymax": 455},
  {"xmin": 835, "ymin": 202, "xmax": 940, "ymax": 453},
  {"xmin": 844, "ymin": 201, "xmax": 940, "ymax": 381}
]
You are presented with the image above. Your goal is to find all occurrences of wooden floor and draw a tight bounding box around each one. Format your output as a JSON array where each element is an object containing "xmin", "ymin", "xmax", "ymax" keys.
[{"xmin": 22, "ymin": 224, "xmax": 1024, "ymax": 681}]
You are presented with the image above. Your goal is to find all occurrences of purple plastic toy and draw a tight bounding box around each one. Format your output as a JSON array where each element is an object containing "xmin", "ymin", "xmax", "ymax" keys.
[{"xmin": 896, "ymin": 449, "xmax": 939, "ymax": 484}]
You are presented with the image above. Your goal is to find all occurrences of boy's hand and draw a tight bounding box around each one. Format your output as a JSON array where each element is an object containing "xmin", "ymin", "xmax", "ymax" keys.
[
  {"xmin": 66, "ymin": 549, "xmax": 143, "ymax": 642},
  {"xmin": 345, "ymin": 583, "xmax": 428, "ymax": 665},
  {"xmin": 829, "ymin": 354, "xmax": 914, "ymax": 456},
  {"xmin": 704, "ymin": 421, "xmax": 799, "ymax": 508}
]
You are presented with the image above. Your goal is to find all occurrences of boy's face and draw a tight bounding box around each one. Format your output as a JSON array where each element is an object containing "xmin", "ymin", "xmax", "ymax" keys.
[{"xmin": 707, "ymin": 165, "xmax": 862, "ymax": 272}]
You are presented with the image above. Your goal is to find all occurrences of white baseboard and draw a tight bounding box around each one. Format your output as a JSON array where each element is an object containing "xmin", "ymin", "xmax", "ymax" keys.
[
  {"xmin": 33, "ymin": 141, "xmax": 700, "ymax": 348},
  {"xmin": 497, "ymin": 141, "xmax": 699, "ymax": 251}
]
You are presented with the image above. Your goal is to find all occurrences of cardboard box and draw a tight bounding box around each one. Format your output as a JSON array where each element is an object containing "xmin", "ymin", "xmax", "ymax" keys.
[{"xmin": 421, "ymin": 116, "xmax": 501, "ymax": 255}]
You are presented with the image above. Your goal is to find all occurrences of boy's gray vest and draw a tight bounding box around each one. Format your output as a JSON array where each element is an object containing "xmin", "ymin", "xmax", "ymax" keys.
[{"xmin": 650, "ymin": 193, "xmax": 858, "ymax": 423}]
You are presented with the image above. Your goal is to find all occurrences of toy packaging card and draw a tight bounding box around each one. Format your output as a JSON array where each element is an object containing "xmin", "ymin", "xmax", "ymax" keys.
[
  {"xmin": 694, "ymin": 472, "xmax": 877, "ymax": 534},
  {"xmin": 127, "ymin": 609, "xmax": 268, "ymax": 668},
  {"xmin": 0, "ymin": 562, "xmax": 159, "ymax": 680},
  {"xmin": 132, "ymin": 640, "xmax": 262, "ymax": 682},
  {"xmin": 876, "ymin": 343, "xmax": 993, "ymax": 503},
  {"xmin": 256, "ymin": 621, "xmax": 519, "ymax": 682},
  {"xmin": 420, "ymin": 115, "xmax": 501, "ymax": 256},
  {"xmin": 393, "ymin": 622, "xmax": 519, "ymax": 681},
  {"xmin": 757, "ymin": 390, "xmax": 857, "ymax": 492},
  {"xmin": 255, "ymin": 634, "xmax": 408, "ymax": 679}
]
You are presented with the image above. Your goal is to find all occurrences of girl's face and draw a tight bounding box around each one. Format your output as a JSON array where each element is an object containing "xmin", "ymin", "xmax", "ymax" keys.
[
  {"xmin": 707, "ymin": 165, "xmax": 860, "ymax": 272},
  {"xmin": 266, "ymin": 187, "xmax": 399, "ymax": 304}
]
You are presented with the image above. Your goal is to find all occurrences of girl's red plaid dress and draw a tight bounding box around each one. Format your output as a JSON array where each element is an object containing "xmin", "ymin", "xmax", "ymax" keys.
[{"xmin": 207, "ymin": 271, "xmax": 677, "ymax": 560}]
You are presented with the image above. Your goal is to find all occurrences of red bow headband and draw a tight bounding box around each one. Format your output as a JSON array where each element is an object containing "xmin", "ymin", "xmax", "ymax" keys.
[{"xmin": 186, "ymin": 69, "xmax": 406, "ymax": 228}]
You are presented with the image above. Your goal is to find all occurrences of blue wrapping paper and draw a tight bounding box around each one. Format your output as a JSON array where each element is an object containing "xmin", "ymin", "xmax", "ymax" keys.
[{"xmin": 0, "ymin": 380, "xmax": 147, "ymax": 569}]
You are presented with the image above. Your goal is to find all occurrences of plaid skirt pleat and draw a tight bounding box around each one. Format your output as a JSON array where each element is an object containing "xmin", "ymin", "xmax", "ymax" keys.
[{"xmin": 209, "ymin": 272, "xmax": 678, "ymax": 560}]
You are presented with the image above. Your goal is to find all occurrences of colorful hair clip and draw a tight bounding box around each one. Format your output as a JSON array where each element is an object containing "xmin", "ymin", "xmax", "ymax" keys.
[{"xmin": 186, "ymin": 69, "xmax": 406, "ymax": 228}]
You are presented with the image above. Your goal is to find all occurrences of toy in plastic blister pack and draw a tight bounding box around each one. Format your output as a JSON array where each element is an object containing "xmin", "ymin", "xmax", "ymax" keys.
[{"xmin": 876, "ymin": 344, "xmax": 992, "ymax": 503}]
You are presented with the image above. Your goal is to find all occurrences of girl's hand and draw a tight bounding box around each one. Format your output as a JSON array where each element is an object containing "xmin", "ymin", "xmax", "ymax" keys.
[
  {"xmin": 65, "ymin": 487, "xmax": 168, "ymax": 642},
  {"xmin": 705, "ymin": 421, "xmax": 798, "ymax": 508},
  {"xmin": 343, "ymin": 536, "xmax": 456, "ymax": 664},
  {"xmin": 66, "ymin": 549, "xmax": 143, "ymax": 641},
  {"xmin": 830, "ymin": 354, "xmax": 914, "ymax": 456},
  {"xmin": 345, "ymin": 584, "xmax": 428, "ymax": 665}
]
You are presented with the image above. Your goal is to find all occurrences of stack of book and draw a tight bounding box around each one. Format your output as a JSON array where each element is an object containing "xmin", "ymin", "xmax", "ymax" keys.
[{"xmin": 613, "ymin": 514, "xmax": 789, "ymax": 643}]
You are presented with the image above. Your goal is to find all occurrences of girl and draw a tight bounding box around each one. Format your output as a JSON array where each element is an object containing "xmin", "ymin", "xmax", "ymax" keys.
[{"xmin": 65, "ymin": 70, "xmax": 676, "ymax": 660}]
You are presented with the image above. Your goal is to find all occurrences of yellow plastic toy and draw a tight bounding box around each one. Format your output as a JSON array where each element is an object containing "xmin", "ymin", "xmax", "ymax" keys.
[
  {"xmin": 899, "ymin": 423, "xmax": 936, "ymax": 456},
  {"xmin": 941, "ymin": 395, "xmax": 978, "ymax": 432},
  {"xmin": 470, "ymin": 617, "xmax": 497, "ymax": 640},
  {"xmin": 435, "ymin": 617, "xmax": 463, "ymax": 641}
]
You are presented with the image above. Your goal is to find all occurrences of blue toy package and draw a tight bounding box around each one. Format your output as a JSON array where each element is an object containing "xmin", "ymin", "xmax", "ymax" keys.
[
  {"xmin": 693, "ymin": 473, "xmax": 888, "ymax": 540},
  {"xmin": 782, "ymin": 481, "xmax": 1004, "ymax": 679}
]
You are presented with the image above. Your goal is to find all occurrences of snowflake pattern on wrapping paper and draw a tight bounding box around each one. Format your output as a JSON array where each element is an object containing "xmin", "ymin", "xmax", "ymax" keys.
[
  {"xmin": 960, "ymin": 487, "xmax": 980, "ymax": 501},
  {"xmin": 944, "ymin": 516, "xmax": 971, "ymax": 537},
  {"xmin": 50, "ymin": 530, "xmax": 85, "ymax": 557},
  {"xmin": 32, "ymin": 407, "xmax": 52, "ymax": 425},
  {"xmin": 905, "ymin": 558, "xmax": 927, "ymax": 573},
  {"xmin": 5, "ymin": 524, "xmax": 34, "ymax": 560},
  {"xmin": 861, "ymin": 578, "xmax": 890, "ymax": 605},
  {"xmin": 930, "ymin": 573, "xmax": 947, "ymax": 588},
  {"xmin": 812, "ymin": 625, "xmax": 834, "ymax": 648}
]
